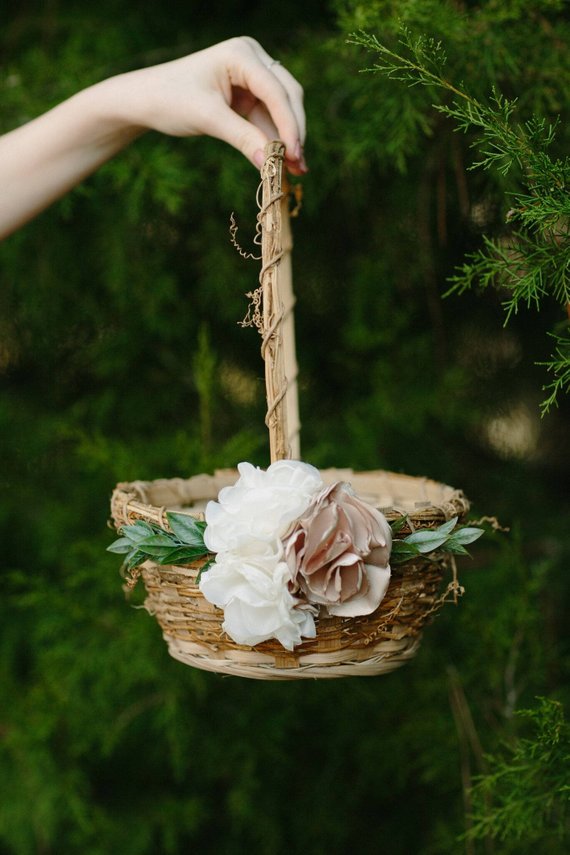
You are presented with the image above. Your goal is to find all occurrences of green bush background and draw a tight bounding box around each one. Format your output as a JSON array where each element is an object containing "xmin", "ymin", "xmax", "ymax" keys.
[{"xmin": 1, "ymin": 1, "xmax": 568, "ymax": 852}]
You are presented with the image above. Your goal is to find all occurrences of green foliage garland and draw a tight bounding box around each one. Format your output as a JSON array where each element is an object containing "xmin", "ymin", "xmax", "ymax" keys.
[
  {"xmin": 108, "ymin": 513, "xmax": 211, "ymax": 574},
  {"xmin": 108, "ymin": 512, "xmax": 484, "ymax": 573}
]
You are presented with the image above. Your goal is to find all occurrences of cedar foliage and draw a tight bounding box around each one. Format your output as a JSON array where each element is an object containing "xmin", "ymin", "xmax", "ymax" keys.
[
  {"xmin": 1, "ymin": 1, "xmax": 569, "ymax": 853},
  {"xmin": 350, "ymin": 21, "xmax": 570, "ymax": 412}
]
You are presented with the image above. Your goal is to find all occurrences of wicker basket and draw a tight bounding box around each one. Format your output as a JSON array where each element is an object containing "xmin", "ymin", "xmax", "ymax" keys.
[{"xmin": 110, "ymin": 142, "xmax": 471, "ymax": 680}]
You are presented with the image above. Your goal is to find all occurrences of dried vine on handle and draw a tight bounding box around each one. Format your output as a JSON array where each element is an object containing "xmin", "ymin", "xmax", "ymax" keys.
[{"xmin": 233, "ymin": 141, "xmax": 301, "ymax": 462}]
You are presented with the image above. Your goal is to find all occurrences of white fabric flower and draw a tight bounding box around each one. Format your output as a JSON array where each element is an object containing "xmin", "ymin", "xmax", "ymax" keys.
[
  {"xmin": 199, "ymin": 541, "xmax": 316, "ymax": 650},
  {"xmin": 204, "ymin": 460, "xmax": 323, "ymax": 554}
]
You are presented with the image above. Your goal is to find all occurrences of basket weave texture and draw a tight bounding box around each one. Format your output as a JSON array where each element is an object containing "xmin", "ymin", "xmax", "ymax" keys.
[{"xmin": 111, "ymin": 468, "xmax": 469, "ymax": 680}]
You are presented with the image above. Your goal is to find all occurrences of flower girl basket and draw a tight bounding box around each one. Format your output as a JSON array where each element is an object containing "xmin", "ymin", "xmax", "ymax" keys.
[{"xmin": 110, "ymin": 142, "xmax": 470, "ymax": 680}]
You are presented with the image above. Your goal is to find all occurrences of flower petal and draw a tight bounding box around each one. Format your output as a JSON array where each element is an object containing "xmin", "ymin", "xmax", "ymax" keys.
[{"xmin": 327, "ymin": 564, "xmax": 391, "ymax": 617}]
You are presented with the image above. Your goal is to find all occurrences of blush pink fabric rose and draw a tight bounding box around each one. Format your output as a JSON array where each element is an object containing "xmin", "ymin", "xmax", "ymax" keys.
[{"xmin": 284, "ymin": 482, "xmax": 392, "ymax": 617}]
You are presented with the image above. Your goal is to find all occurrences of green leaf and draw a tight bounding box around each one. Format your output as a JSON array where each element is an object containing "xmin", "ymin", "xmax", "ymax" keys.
[
  {"xmin": 404, "ymin": 529, "xmax": 450, "ymax": 553},
  {"xmin": 403, "ymin": 517, "xmax": 459, "ymax": 553},
  {"xmin": 450, "ymin": 527, "xmax": 485, "ymax": 546},
  {"xmin": 440, "ymin": 537, "xmax": 470, "ymax": 556},
  {"xmin": 137, "ymin": 531, "xmax": 178, "ymax": 549},
  {"xmin": 156, "ymin": 546, "xmax": 210, "ymax": 565},
  {"xmin": 134, "ymin": 542, "xmax": 177, "ymax": 559},
  {"xmin": 121, "ymin": 521, "xmax": 157, "ymax": 544},
  {"xmin": 391, "ymin": 539, "xmax": 421, "ymax": 555},
  {"xmin": 124, "ymin": 549, "xmax": 150, "ymax": 572},
  {"xmin": 390, "ymin": 540, "xmax": 422, "ymax": 564},
  {"xmin": 196, "ymin": 557, "xmax": 215, "ymax": 582},
  {"xmin": 389, "ymin": 514, "xmax": 409, "ymax": 534},
  {"xmin": 166, "ymin": 511, "xmax": 207, "ymax": 547},
  {"xmin": 435, "ymin": 516, "xmax": 459, "ymax": 537},
  {"xmin": 107, "ymin": 537, "xmax": 133, "ymax": 554}
]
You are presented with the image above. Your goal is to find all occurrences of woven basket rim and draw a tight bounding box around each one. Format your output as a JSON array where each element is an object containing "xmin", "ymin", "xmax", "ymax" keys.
[{"xmin": 110, "ymin": 467, "xmax": 470, "ymax": 534}]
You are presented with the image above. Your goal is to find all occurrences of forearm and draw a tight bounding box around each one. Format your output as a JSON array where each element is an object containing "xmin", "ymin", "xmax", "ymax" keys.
[
  {"xmin": 0, "ymin": 38, "xmax": 307, "ymax": 240},
  {"xmin": 0, "ymin": 77, "xmax": 144, "ymax": 239}
]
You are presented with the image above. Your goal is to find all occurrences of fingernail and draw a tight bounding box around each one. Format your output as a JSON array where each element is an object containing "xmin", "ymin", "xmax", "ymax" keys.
[
  {"xmin": 253, "ymin": 149, "xmax": 265, "ymax": 169},
  {"xmin": 299, "ymin": 153, "xmax": 308, "ymax": 173},
  {"xmin": 294, "ymin": 140, "xmax": 302, "ymax": 160}
]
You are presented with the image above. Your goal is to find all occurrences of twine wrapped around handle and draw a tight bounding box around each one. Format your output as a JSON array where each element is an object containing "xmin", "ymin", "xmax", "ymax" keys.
[{"xmin": 259, "ymin": 141, "xmax": 301, "ymax": 462}]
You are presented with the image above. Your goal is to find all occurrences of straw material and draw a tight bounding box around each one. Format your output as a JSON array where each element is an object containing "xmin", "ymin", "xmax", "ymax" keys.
[{"xmin": 111, "ymin": 469, "xmax": 469, "ymax": 680}]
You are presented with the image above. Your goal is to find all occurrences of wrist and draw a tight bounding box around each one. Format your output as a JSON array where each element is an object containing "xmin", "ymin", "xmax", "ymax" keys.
[{"xmin": 68, "ymin": 75, "xmax": 148, "ymax": 151}]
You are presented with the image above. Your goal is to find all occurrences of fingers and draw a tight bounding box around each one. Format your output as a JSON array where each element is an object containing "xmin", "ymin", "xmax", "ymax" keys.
[
  {"xmin": 230, "ymin": 37, "xmax": 307, "ymax": 171},
  {"xmin": 125, "ymin": 36, "xmax": 308, "ymax": 172},
  {"xmin": 267, "ymin": 64, "xmax": 307, "ymax": 175},
  {"xmin": 246, "ymin": 102, "xmax": 306, "ymax": 177},
  {"xmin": 270, "ymin": 64, "xmax": 306, "ymax": 146},
  {"xmin": 241, "ymin": 37, "xmax": 306, "ymax": 140}
]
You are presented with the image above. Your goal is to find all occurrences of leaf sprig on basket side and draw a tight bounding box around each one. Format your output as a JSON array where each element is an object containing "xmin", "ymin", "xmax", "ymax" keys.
[
  {"xmin": 109, "ymin": 510, "xmax": 484, "ymax": 575},
  {"xmin": 389, "ymin": 516, "xmax": 484, "ymax": 565},
  {"xmin": 107, "ymin": 512, "xmax": 212, "ymax": 574}
]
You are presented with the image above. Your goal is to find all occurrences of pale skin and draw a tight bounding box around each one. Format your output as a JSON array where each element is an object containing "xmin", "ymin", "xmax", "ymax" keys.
[{"xmin": 0, "ymin": 36, "xmax": 307, "ymax": 240}]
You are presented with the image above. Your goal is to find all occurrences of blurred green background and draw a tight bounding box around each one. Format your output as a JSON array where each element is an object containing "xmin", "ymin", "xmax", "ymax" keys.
[{"xmin": 1, "ymin": 1, "xmax": 569, "ymax": 852}]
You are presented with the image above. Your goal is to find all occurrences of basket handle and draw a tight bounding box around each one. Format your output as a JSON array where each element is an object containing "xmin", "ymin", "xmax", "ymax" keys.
[{"xmin": 259, "ymin": 141, "xmax": 301, "ymax": 463}]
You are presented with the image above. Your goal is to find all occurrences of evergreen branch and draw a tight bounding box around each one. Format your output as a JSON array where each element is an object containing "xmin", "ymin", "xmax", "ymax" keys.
[
  {"xmin": 349, "ymin": 26, "xmax": 570, "ymax": 411},
  {"xmin": 539, "ymin": 329, "xmax": 570, "ymax": 415},
  {"xmin": 465, "ymin": 698, "xmax": 570, "ymax": 844},
  {"xmin": 349, "ymin": 29, "xmax": 535, "ymax": 172}
]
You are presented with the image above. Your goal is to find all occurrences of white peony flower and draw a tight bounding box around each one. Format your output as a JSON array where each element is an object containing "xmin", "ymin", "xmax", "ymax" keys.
[
  {"xmin": 199, "ymin": 541, "xmax": 316, "ymax": 650},
  {"xmin": 203, "ymin": 460, "xmax": 323, "ymax": 554}
]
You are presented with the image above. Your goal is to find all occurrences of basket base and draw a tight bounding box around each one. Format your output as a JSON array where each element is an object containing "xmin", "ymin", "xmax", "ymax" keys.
[{"xmin": 164, "ymin": 632, "xmax": 422, "ymax": 680}]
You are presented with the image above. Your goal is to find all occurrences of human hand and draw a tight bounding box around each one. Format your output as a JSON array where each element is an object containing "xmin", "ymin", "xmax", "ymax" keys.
[
  {"xmin": 112, "ymin": 36, "xmax": 307, "ymax": 174},
  {"xmin": 0, "ymin": 36, "xmax": 307, "ymax": 239}
]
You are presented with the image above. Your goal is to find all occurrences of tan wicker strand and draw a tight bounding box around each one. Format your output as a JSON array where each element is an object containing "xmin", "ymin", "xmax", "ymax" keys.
[{"xmin": 279, "ymin": 173, "xmax": 301, "ymax": 459}]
